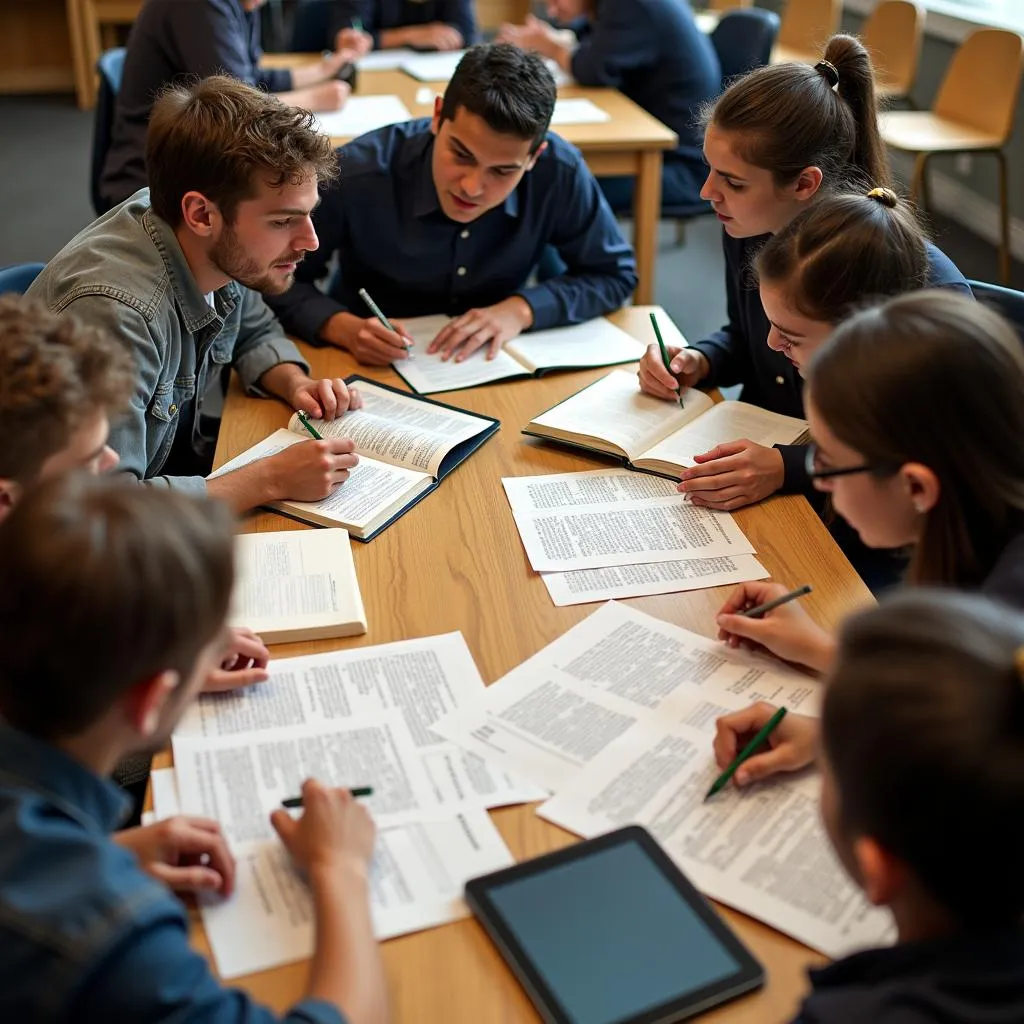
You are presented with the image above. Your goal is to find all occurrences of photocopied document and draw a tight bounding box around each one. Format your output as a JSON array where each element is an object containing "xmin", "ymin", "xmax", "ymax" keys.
[
  {"xmin": 503, "ymin": 471, "xmax": 756, "ymax": 571},
  {"xmin": 541, "ymin": 555, "xmax": 770, "ymax": 607},
  {"xmin": 311, "ymin": 96, "xmax": 412, "ymax": 138},
  {"xmin": 202, "ymin": 809, "xmax": 515, "ymax": 979},
  {"xmin": 538, "ymin": 719, "xmax": 896, "ymax": 958},
  {"xmin": 175, "ymin": 633, "xmax": 546, "ymax": 809},
  {"xmin": 433, "ymin": 601, "xmax": 822, "ymax": 792}
]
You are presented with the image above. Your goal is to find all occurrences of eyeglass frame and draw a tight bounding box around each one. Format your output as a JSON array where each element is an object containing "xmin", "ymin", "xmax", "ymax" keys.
[{"xmin": 804, "ymin": 442, "xmax": 895, "ymax": 481}]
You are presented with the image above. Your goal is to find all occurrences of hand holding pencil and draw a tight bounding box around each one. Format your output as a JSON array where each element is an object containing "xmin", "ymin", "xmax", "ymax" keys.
[{"xmin": 711, "ymin": 702, "xmax": 818, "ymax": 789}]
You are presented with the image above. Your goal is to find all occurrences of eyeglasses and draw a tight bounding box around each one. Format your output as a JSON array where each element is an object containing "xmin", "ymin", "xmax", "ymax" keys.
[{"xmin": 804, "ymin": 442, "xmax": 887, "ymax": 480}]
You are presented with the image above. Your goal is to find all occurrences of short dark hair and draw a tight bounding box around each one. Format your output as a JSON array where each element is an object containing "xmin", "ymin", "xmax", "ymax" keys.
[
  {"xmin": 0, "ymin": 474, "xmax": 235, "ymax": 740},
  {"xmin": 440, "ymin": 43, "xmax": 555, "ymax": 151},
  {"xmin": 0, "ymin": 295, "xmax": 134, "ymax": 483},
  {"xmin": 824, "ymin": 589, "xmax": 1024, "ymax": 928},
  {"xmin": 146, "ymin": 75, "xmax": 339, "ymax": 228}
]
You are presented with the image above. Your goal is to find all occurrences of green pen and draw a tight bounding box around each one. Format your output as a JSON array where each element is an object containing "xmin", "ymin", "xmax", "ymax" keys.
[
  {"xmin": 352, "ymin": 16, "xmax": 363, "ymax": 32},
  {"xmin": 282, "ymin": 787, "xmax": 373, "ymax": 808},
  {"xmin": 297, "ymin": 411, "xmax": 323, "ymax": 440},
  {"xmin": 650, "ymin": 311, "xmax": 684, "ymax": 409},
  {"xmin": 704, "ymin": 706, "xmax": 787, "ymax": 802}
]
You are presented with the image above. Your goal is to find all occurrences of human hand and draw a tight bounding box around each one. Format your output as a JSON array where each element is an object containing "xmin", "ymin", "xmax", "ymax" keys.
[
  {"xmin": 335, "ymin": 27, "xmax": 373, "ymax": 55},
  {"xmin": 715, "ymin": 581, "xmax": 836, "ymax": 672},
  {"xmin": 712, "ymin": 703, "xmax": 819, "ymax": 787},
  {"xmin": 319, "ymin": 48, "xmax": 357, "ymax": 78},
  {"xmin": 427, "ymin": 297, "xmax": 534, "ymax": 361},
  {"xmin": 204, "ymin": 626, "xmax": 270, "ymax": 693},
  {"xmin": 496, "ymin": 15, "xmax": 558, "ymax": 54},
  {"xmin": 303, "ymin": 78, "xmax": 351, "ymax": 112},
  {"xmin": 405, "ymin": 22, "xmax": 464, "ymax": 50},
  {"xmin": 114, "ymin": 817, "xmax": 236, "ymax": 896},
  {"xmin": 271, "ymin": 778, "xmax": 376, "ymax": 877},
  {"xmin": 638, "ymin": 344, "xmax": 709, "ymax": 400},
  {"xmin": 677, "ymin": 440, "xmax": 784, "ymax": 510},
  {"xmin": 288, "ymin": 375, "xmax": 362, "ymax": 421},
  {"xmin": 263, "ymin": 438, "xmax": 359, "ymax": 501},
  {"xmin": 322, "ymin": 312, "xmax": 414, "ymax": 365}
]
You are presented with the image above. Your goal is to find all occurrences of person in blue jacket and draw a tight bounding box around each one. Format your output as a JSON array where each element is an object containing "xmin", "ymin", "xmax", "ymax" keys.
[{"xmin": 331, "ymin": 0, "xmax": 477, "ymax": 54}]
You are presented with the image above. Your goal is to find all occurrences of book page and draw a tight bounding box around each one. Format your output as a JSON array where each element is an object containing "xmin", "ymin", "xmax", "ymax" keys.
[
  {"xmin": 641, "ymin": 401, "xmax": 808, "ymax": 469},
  {"xmin": 505, "ymin": 318, "xmax": 646, "ymax": 373},
  {"xmin": 538, "ymin": 720, "xmax": 895, "ymax": 958},
  {"xmin": 530, "ymin": 370, "xmax": 712, "ymax": 461},
  {"xmin": 296, "ymin": 381, "xmax": 490, "ymax": 476},
  {"xmin": 433, "ymin": 602, "xmax": 821, "ymax": 792},
  {"xmin": 310, "ymin": 95, "xmax": 411, "ymax": 138},
  {"xmin": 175, "ymin": 633, "xmax": 545, "ymax": 809},
  {"xmin": 541, "ymin": 554, "xmax": 769, "ymax": 606},
  {"xmin": 201, "ymin": 809, "xmax": 514, "ymax": 979},
  {"xmin": 503, "ymin": 476, "xmax": 756, "ymax": 571},
  {"xmin": 208, "ymin": 428, "xmax": 304, "ymax": 479},
  {"xmin": 229, "ymin": 529, "xmax": 365, "ymax": 641}
]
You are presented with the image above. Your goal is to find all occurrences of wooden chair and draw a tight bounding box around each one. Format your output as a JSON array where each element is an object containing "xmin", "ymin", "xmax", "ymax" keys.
[
  {"xmin": 862, "ymin": 0, "xmax": 923, "ymax": 102},
  {"xmin": 67, "ymin": 0, "xmax": 141, "ymax": 109},
  {"xmin": 771, "ymin": 0, "xmax": 841, "ymax": 65},
  {"xmin": 879, "ymin": 28, "xmax": 1024, "ymax": 284}
]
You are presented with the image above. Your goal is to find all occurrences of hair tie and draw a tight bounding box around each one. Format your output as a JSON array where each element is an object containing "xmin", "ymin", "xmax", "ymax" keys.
[
  {"xmin": 815, "ymin": 59, "xmax": 840, "ymax": 91},
  {"xmin": 866, "ymin": 186, "xmax": 898, "ymax": 209}
]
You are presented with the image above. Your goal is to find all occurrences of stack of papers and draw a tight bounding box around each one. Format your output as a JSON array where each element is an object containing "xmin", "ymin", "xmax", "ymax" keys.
[
  {"xmin": 166, "ymin": 633, "xmax": 543, "ymax": 978},
  {"xmin": 503, "ymin": 468, "xmax": 768, "ymax": 605},
  {"xmin": 433, "ymin": 602, "xmax": 897, "ymax": 958}
]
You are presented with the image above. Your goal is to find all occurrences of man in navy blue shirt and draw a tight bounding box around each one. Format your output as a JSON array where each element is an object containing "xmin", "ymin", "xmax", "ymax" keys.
[
  {"xmin": 102, "ymin": 0, "xmax": 355, "ymax": 209},
  {"xmin": 268, "ymin": 44, "xmax": 637, "ymax": 365},
  {"xmin": 331, "ymin": 0, "xmax": 476, "ymax": 53},
  {"xmin": 498, "ymin": 0, "xmax": 720, "ymax": 209}
]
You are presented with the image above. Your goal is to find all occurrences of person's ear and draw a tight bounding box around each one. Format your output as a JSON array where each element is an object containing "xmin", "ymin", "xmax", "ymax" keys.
[
  {"xmin": 431, "ymin": 96, "xmax": 444, "ymax": 136},
  {"xmin": 180, "ymin": 192, "xmax": 220, "ymax": 239},
  {"xmin": 792, "ymin": 166, "xmax": 824, "ymax": 204},
  {"xmin": 525, "ymin": 139, "xmax": 548, "ymax": 172},
  {"xmin": 902, "ymin": 462, "xmax": 941, "ymax": 516},
  {"xmin": 853, "ymin": 835, "xmax": 908, "ymax": 907},
  {"xmin": 0, "ymin": 478, "xmax": 21, "ymax": 522},
  {"xmin": 123, "ymin": 669, "xmax": 180, "ymax": 738}
]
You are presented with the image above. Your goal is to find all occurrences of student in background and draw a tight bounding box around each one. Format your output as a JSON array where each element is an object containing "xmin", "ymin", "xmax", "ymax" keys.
[
  {"xmin": 712, "ymin": 291, "xmax": 1024, "ymax": 692},
  {"xmin": 268, "ymin": 44, "xmax": 636, "ymax": 365},
  {"xmin": 498, "ymin": 0, "xmax": 720, "ymax": 210},
  {"xmin": 0, "ymin": 475, "xmax": 387, "ymax": 1024},
  {"xmin": 101, "ymin": 0, "xmax": 356, "ymax": 209},
  {"xmin": 31, "ymin": 77, "xmax": 362, "ymax": 511},
  {"xmin": 719, "ymin": 590, "xmax": 1024, "ymax": 1022},
  {"xmin": 331, "ymin": 0, "xmax": 477, "ymax": 54}
]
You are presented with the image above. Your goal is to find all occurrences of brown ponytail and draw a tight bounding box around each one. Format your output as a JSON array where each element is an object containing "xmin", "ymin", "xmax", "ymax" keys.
[{"xmin": 707, "ymin": 34, "xmax": 890, "ymax": 189}]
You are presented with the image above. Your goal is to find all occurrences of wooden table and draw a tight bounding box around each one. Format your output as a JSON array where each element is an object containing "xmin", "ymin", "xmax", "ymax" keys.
[
  {"xmin": 263, "ymin": 57, "xmax": 678, "ymax": 306},
  {"xmin": 178, "ymin": 306, "xmax": 872, "ymax": 1022}
]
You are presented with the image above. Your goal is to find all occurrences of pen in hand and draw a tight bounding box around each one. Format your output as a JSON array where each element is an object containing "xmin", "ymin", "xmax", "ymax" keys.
[
  {"xmin": 358, "ymin": 287, "xmax": 413, "ymax": 358},
  {"xmin": 741, "ymin": 584, "xmax": 813, "ymax": 619},
  {"xmin": 650, "ymin": 312, "xmax": 684, "ymax": 409},
  {"xmin": 282, "ymin": 786, "xmax": 373, "ymax": 808},
  {"xmin": 704, "ymin": 707, "xmax": 787, "ymax": 801},
  {"xmin": 297, "ymin": 411, "xmax": 323, "ymax": 440}
]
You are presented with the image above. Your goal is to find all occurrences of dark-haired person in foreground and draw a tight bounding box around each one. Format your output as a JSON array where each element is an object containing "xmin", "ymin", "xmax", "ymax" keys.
[
  {"xmin": 29, "ymin": 77, "xmax": 362, "ymax": 511},
  {"xmin": 0, "ymin": 475, "xmax": 387, "ymax": 1023},
  {"xmin": 267, "ymin": 43, "xmax": 637, "ymax": 365}
]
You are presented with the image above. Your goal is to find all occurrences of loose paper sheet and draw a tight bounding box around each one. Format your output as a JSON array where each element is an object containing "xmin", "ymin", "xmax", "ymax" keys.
[
  {"xmin": 356, "ymin": 48, "xmax": 416, "ymax": 71},
  {"xmin": 401, "ymin": 50, "xmax": 571, "ymax": 85},
  {"xmin": 311, "ymin": 95, "xmax": 412, "ymax": 138},
  {"xmin": 550, "ymin": 98, "xmax": 611, "ymax": 125}
]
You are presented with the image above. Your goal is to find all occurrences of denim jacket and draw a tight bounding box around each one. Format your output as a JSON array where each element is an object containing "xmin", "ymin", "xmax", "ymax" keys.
[
  {"xmin": 26, "ymin": 190, "xmax": 309, "ymax": 494},
  {"xmin": 0, "ymin": 725, "xmax": 345, "ymax": 1024}
]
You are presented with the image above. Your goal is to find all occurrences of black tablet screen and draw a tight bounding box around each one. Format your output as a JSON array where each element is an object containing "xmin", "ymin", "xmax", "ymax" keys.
[{"xmin": 485, "ymin": 841, "xmax": 742, "ymax": 1024}]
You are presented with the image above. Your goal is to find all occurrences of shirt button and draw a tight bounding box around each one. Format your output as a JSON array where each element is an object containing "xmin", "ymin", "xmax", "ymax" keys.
[
  {"xmin": 460, "ymin": 229, "xmax": 470, "ymax": 239},
  {"xmin": 775, "ymin": 376, "xmax": 784, "ymax": 385},
  {"xmin": 169, "ymin": 403, "xmax": 178, "ymax": 414},
  {"xmin": 457, "ymin": 266, "xmax": 467, "ymax": 277}
]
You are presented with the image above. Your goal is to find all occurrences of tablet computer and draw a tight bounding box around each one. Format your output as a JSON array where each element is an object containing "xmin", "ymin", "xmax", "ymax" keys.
[{"xmin": 465, "ymin": 826, "xmax": 764, "ymax": 1024}]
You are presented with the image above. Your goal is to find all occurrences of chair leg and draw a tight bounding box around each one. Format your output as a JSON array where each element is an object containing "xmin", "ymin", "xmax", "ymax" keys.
[
  {"xmin": 995, "ymin": 149, "xmax": 1011, "ymax": 285},
  {"xmin": 675, "ymin": 219, "xmax": 686, "ymax": 246}
]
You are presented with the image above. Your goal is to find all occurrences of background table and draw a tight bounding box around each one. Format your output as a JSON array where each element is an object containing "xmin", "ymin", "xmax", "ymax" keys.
[
  {"xmin": 177, "ymin": 306, "xmax": 872, "ymax": 1023},
  {"xmin": 263, "ymin": 57, "xmax": 678, "ymax": 306}
]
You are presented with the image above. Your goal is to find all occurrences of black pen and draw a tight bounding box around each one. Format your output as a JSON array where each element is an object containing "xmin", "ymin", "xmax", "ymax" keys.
[
  {"xmin": 282, "ymin": 786, "xmax": 373, "ymax": 808},
  {"xmin": 741, "ymin": 584, "xmax": 812, "ymax": 619}
]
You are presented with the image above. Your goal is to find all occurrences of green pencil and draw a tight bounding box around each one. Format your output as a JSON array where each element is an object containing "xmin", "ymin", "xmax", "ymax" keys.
[
  {"xmin": 704, "ymin": 706, "xmax": 787, "ymax": 802},
  {"xmin": 297, "ymin": 411, "xmax": 322, "ymax": 440},
  {"xmin": 650, "ymin": 312, "xmax": 684, "ymax": 409},
  {"xmin": 282, "ymin": 787, "xmax": 373, "ymax": 808}
]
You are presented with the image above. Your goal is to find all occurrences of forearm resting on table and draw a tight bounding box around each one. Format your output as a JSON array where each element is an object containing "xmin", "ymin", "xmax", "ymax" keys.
[{"xmin": 206, "ymin": 460, "xmax": 279, "ymax": 515}]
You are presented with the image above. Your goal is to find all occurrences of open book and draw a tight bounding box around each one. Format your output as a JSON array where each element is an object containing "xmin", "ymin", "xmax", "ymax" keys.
[
  {"xmin": 524, "ymin": 369, "xmax": 808, "ymax": 477},
  {"xmin": 393, "ymin": 315, "xmax": 649, "ymax": 395},
  {"xmin": 211, "ymin": 378, "xmax": 498, "ymax": 540},
  {"xmin": 231, "ymin": 529, "xmax": 366, "ymax": 644}
]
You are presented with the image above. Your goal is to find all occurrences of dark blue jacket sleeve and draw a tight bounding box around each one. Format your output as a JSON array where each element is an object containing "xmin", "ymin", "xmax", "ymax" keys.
[
  {"xmin": 776, "ymin": 443, "xmax": 811, "ymax": 493},
  {"xmin": 570, "ymin": 0, "xmax": 656, "ymax": 86},
  {"xmin": 437, "ymin": 0, "xmax": 477, "ymax": 44},
  {"xmin": 330, "ymin": 0, "xmax": 476, "ymax": 48}
]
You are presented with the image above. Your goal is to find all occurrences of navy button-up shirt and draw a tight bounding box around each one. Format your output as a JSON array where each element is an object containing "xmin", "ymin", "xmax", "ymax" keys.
[
  {"xmin": 330, "ymin": 0, "xmax": 478, "ymax": 50},
  {"xmin": 0, "ymin": 725, "xmax": 344, "ymax": 1023},
  {"xmin": 267, "ymin": 119, "xmax": 637, "ymax": 343}
]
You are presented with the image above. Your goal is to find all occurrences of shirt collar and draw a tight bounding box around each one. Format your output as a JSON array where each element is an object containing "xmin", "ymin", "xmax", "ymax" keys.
[{"xmin": 0, "ymin": 725, "xmax": 132, "ymax": 833}]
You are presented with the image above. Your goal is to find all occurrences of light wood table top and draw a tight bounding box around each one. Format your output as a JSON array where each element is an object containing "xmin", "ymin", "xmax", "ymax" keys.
[{"xmin": 179, "ymin": 305, "xmax": 872, "ymax": 1023}]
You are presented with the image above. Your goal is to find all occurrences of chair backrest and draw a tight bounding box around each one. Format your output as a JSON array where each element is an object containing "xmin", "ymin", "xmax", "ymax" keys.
[
  {"xmin": 291, "ymin": 0, "xmax": 334, "ymax": 52},
  {"xmin": 969, "ymin": 280, "xmax": 1024, "ymax": 347},
  {"xmin": 862, "ymin": 0, "xmax": 923, "ymax": 97},
  {"xmin": 90, "ymin": 47, "xmax": 127, "ymax": 216},
  {"xmin": 709, "ymin": 0, "xmax": 753, "ymax": 11},
  {"xmin": 0, "ymin": 263, "xmax": 46, "ymax": 297},
  {"xmin": 934, "ymin": 29, "xmax": 1024, "ymax": 143},
  {"xmin": 711, "ymin": 8, "xmax": 781, "ymax": 84},
  {"xmin": 776, "ymin": 0, "xmax": 841, "ymax": 54}
]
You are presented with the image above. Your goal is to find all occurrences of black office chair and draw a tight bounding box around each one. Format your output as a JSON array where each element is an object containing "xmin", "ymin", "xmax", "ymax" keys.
[
  {"xmin": 969, "ymin": 279, "xmax": 1024, "ymax": 346},
  {"xmin": 291, "ymin": 0, "xmax": 335, "ymax": 52},
  {"xmin": 90, "ymin": 48, "xmax": 127, "ymax": 216},
  {"xmin": 0, "ymin": 263, "xmax": 45, "ymax": 296}
]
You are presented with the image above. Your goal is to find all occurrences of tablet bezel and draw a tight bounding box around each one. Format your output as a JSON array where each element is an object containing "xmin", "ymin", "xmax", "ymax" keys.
[{"xmin": 464, "ymin": 825, "xmax": 765, "ymax": 1024}]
